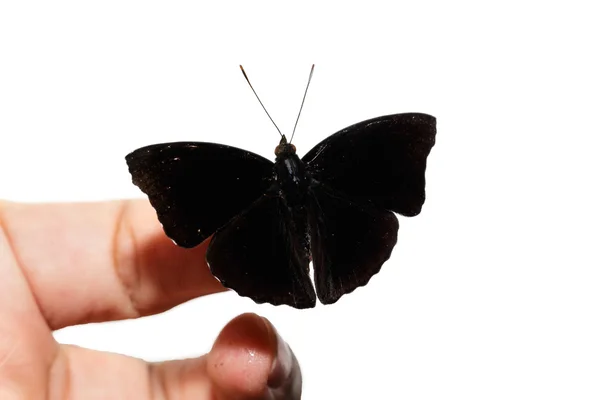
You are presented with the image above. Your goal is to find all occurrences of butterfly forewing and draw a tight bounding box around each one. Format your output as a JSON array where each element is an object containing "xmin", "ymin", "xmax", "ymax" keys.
[
  {"xmin": 126, "ymin": 142, "xmax": 274, "ymax": 248},
  {"xmin": 206, "ymin": 192, "xmax": 317, "ymax": 309},
  {"xmin": 302, "ymin": 113, "xmax": 436, "ymax": 217},
  {"xmin": 307, "ymin": 181, "xmax": 399, "ymax": 304}
]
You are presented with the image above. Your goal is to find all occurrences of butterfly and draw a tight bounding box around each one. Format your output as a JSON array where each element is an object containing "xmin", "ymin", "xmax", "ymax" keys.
[{"xmin": 125, "ymin": 66, "xmax": 436, "ymax": 309}]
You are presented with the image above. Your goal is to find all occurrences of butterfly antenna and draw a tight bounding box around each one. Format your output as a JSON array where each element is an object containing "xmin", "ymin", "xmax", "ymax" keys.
[
  {"xmin": 290, "ymin": 64, "xmax": 315, "ymax": 144},
  {"xmin": 239, "ymin": 65, "xmax": 283, "ymax": 138}
]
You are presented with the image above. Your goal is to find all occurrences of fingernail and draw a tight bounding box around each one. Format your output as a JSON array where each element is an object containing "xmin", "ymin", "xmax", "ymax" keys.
[{"xmin": 263, "ymin": 318, "xmax": 293, "ymax": 389}]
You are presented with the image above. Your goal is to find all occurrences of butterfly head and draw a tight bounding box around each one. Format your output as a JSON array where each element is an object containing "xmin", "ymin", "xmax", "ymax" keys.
[{"xmin": 275, "ymin": 135, "xmax": 297, "ymax": 157}]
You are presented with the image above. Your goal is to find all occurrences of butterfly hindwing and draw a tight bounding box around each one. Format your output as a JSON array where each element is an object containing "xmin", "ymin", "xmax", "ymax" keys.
[
  {"xmin": 302, "ymin": 113, "xmax": 436, "ymax": 217},
  {"xmin": 307, "ymin": 181, "xmax": 399, "ymax": 304},
  {"xmin": 206, "ymin": 192, "xmax": 317, "ymax": 309},
  {"xmin": 126, "ymin": 142, "xmax": 274, "ymax": 248}
]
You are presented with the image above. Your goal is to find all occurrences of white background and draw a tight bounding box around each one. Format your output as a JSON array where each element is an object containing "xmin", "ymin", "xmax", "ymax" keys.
[{"xmin": 1, "ymin": 1, "xmax": 599, "ymax": 399}]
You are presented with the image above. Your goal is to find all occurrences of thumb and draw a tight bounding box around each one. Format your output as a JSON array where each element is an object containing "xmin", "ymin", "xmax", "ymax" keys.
[{"xmin": 207, "ymin": 313, "xmax": 302, "ymax": 400}]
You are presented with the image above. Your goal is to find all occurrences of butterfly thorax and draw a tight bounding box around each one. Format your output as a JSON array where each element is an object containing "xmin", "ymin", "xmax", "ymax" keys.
[{"xmin": 274, "ymin": 152, "xmax": 310, "ymax": 206}]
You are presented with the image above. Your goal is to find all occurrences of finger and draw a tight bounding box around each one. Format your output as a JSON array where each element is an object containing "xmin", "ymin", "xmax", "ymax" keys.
[
  {"xmin": 49, "ymin": 314, "xmax": 302, "ymax": 400},
  {"xmin": 0, "ymin": 200, "xmax": 226, "ymax": 330}
]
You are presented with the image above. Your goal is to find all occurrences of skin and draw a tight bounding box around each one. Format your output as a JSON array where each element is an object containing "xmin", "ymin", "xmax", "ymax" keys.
[{"xmin": 0, "ymin": 199, "xmax": 302, "ymax": 399}]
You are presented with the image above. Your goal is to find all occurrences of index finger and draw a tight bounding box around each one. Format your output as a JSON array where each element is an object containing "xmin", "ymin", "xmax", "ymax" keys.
[{"xmin": 0, "ymin": 199, "xmax": 226, "ymax": 330}]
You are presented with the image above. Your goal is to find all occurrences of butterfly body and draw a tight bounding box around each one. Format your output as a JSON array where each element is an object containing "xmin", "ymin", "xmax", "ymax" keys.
[{"xmin": 126, "ymin": 113, "xmax": 436, "ymax": 309}]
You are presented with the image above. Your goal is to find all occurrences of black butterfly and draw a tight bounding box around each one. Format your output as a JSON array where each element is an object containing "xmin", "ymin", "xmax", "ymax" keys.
[{"xmin": 126, "ymin": 66, "xmax": 436, "ymax": 309}]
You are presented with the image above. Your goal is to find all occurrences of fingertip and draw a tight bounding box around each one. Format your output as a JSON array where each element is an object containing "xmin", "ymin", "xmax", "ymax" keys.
[{"xmin": 207, "ymin": 313, "xmax": 276, "ymax": 397}]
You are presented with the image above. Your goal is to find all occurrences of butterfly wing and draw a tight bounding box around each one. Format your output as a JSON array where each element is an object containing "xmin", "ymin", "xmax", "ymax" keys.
[
  {"xmin": 206, "ymin": 191, "xmax": 316, "ymax": 309},
  {"xmin": 302, "ymin": 113, "xmax": 436, "ymax": 216},
  {"xmin": 126, "ymin": 142, "xmax": 274, "ymax": 248},
  {"xmin": 307, "ymin": 181, "xmax": 398, "ymax": 304}
]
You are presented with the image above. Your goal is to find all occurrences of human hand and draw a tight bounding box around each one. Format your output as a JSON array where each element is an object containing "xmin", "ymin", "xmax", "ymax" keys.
[{"xmin": 0, "ymin": 200, "xmax": 301, "ymax": 399}]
